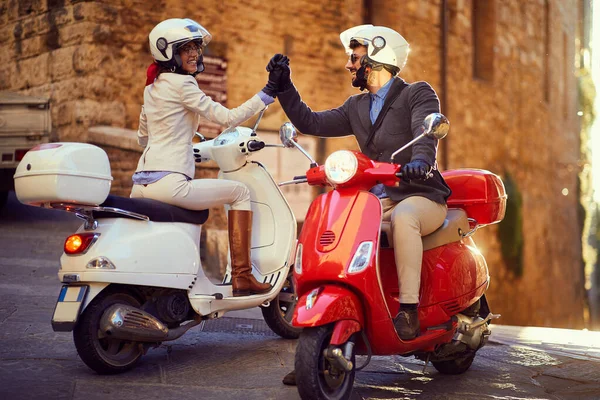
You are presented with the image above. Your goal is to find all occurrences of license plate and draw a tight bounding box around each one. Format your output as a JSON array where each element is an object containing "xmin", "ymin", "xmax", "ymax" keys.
[{"xmin": 51, "ymin": 285, "xmax": 89, "ymax": 332}]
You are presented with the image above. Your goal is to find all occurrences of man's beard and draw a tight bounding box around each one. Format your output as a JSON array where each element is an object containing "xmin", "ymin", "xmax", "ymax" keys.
[{"xmin": 352, "ymin": 65, "xmax": 369, "ymax": 91}]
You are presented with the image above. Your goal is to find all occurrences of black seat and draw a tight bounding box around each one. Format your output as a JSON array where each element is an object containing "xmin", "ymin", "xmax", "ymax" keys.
[{"xmin": 94, "ymin": 195, "xmax": 209, "ymax": 225}]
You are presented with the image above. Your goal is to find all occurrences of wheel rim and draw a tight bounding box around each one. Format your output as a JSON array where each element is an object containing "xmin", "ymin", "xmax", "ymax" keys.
[
  {"xmin": 318, "ymin": 332, "xmax": 352, "ymax": 397},
  {"xmin": 277, "ymin": 271, "xmax": 298, "ymax": 324}
]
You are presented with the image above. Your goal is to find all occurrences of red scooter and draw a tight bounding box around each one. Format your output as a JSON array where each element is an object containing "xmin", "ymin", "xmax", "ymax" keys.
[{"xmin": 279, "ymin": 113, "xmax": 506, "ymax": 400}]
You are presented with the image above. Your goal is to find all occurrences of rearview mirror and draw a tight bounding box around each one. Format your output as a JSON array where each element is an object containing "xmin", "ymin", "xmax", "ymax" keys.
[
  {"xmin": 423, "ymin": 113, "xmax": 449, "ymax": 140},
  {"xmin": 390, "ymin": 113, "xmax": 449, "ymax": 162},
  {"xmin": 279, "ymin": 122, "xmax": 298, "ymax": 148}
]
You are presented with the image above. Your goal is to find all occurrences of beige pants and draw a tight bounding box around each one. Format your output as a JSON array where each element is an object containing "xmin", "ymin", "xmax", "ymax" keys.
[
  {"xmin": 130, "ymin": 173, "xmax": 251, "ymax": 211},
  {"xmin": 382, "ymin": 196, "xmax": 447, "ymax": 304}
]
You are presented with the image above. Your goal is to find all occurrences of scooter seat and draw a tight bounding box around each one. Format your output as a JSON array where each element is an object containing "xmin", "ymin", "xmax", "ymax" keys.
[
  {"xmin": 93, "ymin": 195, "xmax": 209, "ymax": 224},
  {"xmin": 380, "ymin": 208, "xmax": 470, "ymax": 251}
]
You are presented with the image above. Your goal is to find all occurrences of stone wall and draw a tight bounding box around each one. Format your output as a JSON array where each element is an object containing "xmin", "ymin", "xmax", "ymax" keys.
[{"xmin": 0, "ymin": 0, "xmax": 587, "ymax": 328}]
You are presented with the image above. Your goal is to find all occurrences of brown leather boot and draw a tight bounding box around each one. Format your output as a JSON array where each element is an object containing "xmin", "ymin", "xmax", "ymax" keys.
[{"xmin": 228, "ymin": 209, "xmax": 272, "ymax": 296}]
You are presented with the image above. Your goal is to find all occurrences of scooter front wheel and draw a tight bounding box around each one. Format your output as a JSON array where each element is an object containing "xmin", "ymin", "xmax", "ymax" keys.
[
  {"xmin": 73, "ymin": 288, "xmax": 144, "ymax": 374},
  {"xmin": 295, "ymin": 325, "xmax": 355, "ymax": 400}
]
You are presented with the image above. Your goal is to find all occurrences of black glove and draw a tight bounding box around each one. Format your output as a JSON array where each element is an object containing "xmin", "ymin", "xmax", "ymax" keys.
[
  {"xmin": 266, "ymin": 54, "xmax": 293, "ymax": 93},
  {"xmin": 401, "ymin": 159, "xmax": 431, "ymax": 181},
  {"xmin": 262, "ymin": 73, "xmax": 279, "ymax": 98},
  {"xmin": 262, "ymin": 54, "xmax": 290, "ymax": 97},
  {"xmin": 266, "ymin": 54, "xmax": 289, "ymax": 71}
]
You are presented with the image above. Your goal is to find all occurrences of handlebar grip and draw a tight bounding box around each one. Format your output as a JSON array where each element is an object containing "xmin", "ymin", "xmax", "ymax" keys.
[{"xmin": 247, "ymin": 140, "xmax": 265, "ymax": 152}]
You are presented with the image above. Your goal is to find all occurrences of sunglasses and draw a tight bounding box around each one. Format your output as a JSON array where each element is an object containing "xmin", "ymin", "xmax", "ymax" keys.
[{"xmin": 180, "ymin": 44, "xmax": 202, "ymax": 56}]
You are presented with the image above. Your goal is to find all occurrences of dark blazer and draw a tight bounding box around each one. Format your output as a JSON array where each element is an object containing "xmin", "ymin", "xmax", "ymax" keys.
[{"xmin": 277, "ymin": 77, "xmax": 451, "ymax": 204}]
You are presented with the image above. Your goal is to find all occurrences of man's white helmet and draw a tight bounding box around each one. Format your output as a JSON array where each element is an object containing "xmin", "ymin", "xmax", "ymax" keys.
[
  {"xmin": 340, "ymin": 25, "xmax": 410, "ymax": 74},
  {"xmin": 149, "ymin": 18, "xmax": 212, "ymax": 69}
]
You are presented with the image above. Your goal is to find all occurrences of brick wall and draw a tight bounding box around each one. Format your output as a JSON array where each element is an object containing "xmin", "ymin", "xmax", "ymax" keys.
[{"xmin": 0, "ymin": 0, "xmax": 587, "ymax": 328}]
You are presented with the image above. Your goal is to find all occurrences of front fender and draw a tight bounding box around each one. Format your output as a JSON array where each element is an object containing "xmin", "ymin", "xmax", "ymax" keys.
[{"xmin": 293, "ymin": 285, "xmax": 364, "ymax": 328}]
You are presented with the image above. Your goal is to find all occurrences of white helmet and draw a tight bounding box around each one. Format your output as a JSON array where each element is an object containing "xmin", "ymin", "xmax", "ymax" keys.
[
  {"xmin": 339, "ymin": 25, "xmax": 410, "ymax": 74},
  {"xmin": 149, "ymin": 18, "xmax": 212, "ymax": 70}
]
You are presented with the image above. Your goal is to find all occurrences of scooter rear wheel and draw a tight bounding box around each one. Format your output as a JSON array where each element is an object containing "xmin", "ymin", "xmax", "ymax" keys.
[
  {"xmin": 73, "ymin": 289, "xmax": 144, "ymax": 374},
  {"xmin": 431, "ymin": 350, "xmax": 476, "ymax": 375},
  {"xmin": 295, "ymin": 325, "xmax": 355, "ymax": 400}
]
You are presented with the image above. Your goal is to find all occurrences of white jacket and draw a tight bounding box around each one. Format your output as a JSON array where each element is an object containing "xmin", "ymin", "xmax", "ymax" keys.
[{"xmin": 135, "ymin": 73, "xmax": 265, "ymax": 179}]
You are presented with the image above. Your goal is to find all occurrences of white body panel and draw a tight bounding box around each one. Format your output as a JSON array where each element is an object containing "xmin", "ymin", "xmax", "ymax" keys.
[
  {"xmin": 14, "ymin": 143, "xmax": 112, "ymax": 206},
  {"xmin": 59, "ymin": 218, "xmax": 202, "ymax": 290}
]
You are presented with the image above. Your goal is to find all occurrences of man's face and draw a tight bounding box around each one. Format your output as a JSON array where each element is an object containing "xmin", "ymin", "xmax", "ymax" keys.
[{"xmin": 345, "ymin": 45, "xmax": 368, "ymax": 84}]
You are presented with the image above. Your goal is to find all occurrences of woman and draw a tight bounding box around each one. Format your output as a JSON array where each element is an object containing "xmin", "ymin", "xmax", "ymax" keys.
[{"xmin": 131, "ymin": 18, "xmax": 278, "ymax": 296}]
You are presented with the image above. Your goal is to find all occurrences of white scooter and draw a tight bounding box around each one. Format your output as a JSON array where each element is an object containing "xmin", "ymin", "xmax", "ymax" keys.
[{"xmin": 13, "ymin": 108, "xmax": 301, "ymax": 374}]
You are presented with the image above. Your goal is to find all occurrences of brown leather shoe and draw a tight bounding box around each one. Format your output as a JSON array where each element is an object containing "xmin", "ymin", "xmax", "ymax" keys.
[
  {"xmin": 393, "ymin": 308, "xmax": 420, "ymax": 340},
  {"xmin": 228, "ymin": 210, "xmax": 272, "ymax": 296},
  {"xmin": 282, "ymin": 369, "xmax": 296, "ymax": 386}
]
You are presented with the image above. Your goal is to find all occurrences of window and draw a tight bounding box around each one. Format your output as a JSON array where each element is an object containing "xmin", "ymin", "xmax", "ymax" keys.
[{"xmin": 472, "ymin": 0, "xmax": 496, "ymax": 81}]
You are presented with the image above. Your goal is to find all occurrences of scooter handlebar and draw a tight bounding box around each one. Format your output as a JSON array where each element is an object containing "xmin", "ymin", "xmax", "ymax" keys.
[{"xmin": 247, "ymin": 140, "xmax": 266, "ymax": 152}]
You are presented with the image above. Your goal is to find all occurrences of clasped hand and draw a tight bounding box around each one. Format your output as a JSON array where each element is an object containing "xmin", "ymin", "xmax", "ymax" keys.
[{"xmin": 262, "ymin": 54, "xmax": 292, "ymax": 98}]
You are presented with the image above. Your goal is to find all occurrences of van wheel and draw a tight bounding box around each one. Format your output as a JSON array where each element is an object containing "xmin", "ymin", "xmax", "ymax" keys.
[
  {"xmin": 262, "ymin": 267, "xmax": 302, "ymax": 339},
  {"xmin": 73, "ymin": 290, "xmax": 144, "ymax": 374}
]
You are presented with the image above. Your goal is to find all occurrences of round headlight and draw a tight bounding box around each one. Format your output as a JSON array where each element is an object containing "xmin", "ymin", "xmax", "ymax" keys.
[{"xmin": 325, "ymin": 150, "xmax": 358, "ymax": 185}]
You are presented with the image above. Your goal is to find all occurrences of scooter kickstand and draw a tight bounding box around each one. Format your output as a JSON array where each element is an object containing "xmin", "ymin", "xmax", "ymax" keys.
[{"xmin": 422, "ymin": 353, "xmax": 430, "ymax": 374}]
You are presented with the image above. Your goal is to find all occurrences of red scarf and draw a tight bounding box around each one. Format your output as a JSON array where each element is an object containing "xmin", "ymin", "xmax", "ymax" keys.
[{"xmin": 145, "ymin": 62, "xmax": 159, "ymax": 86}]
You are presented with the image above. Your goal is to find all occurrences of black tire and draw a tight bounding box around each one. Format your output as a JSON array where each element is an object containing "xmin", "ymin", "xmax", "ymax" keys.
[
  {"xmin": 432, "ymin": 351, "xmax": 476, "ymax": 375},
  {"xmin": 73, "ymin": 290, "xmax": 144, "ymax": 374},
  {"xmin": 295, "ymin": 325, "xmax": 355, "ymax": 400},
  {"xmin": 261, "ymin": 267, "xmax": 302, "ymax": 339}
]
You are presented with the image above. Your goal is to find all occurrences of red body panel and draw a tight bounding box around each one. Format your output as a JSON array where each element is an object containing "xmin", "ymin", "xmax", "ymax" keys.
[
  {"xmin": 294, "ymin": 165, "xmax": 497, "ymax": 356},
  {"xmin": 294, "ymin": 286, "xmax": 364, "ymax": 328}
]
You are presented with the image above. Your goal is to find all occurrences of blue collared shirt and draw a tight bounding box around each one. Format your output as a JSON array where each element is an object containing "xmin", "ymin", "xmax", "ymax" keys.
[{"xmin": 369, "ymin": 78, "xmax": 394, "ymax": 124}]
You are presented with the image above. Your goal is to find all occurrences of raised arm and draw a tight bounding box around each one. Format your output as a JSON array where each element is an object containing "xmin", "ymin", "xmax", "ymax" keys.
[
  {"xmin": 180, "ymin": 77, "xmax": 265, "ymax": 128},
  {"xmin": 277, "ymin": 84, "xmax": 353, "ymax": 138}
]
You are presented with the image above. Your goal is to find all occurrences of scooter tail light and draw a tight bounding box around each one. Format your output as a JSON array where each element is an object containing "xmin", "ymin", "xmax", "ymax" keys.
[
  {"xmin": 64, "ymin": 233, "xmax": 99, "ymax": 255},
  {"xmin": 294, "ymin": 243, "xmax": 303, "ymax": 274},
  {"xmin": 347, "ymin": 241, "xmax": 374, "ymax": 274}
]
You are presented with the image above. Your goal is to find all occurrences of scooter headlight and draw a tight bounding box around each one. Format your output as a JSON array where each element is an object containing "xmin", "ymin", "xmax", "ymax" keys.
[
  {"xmin": 325, "ymin": 150, "xmax": 358, "ymax": 185},
  {"xmin": 347, "ymin": 241, "xmax": 373, "ymax": 274},
  {"xmin": 294, "ymin": 243, "xmax": 303, "ymax": 274}
]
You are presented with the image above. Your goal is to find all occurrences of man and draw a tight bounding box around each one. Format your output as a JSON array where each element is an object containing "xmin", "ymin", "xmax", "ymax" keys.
[{"xmin": 268, "ymin": 25, "xmax": 451, "ymax": 385}]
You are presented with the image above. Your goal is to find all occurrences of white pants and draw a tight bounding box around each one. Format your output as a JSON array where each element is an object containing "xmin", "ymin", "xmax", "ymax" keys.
[
  {"xmin": 382, "ymin": 196, "xmax": 447, "ymax": 304},
  {"xmin": 130, "ymin": 173, "xmax": 251, "ymax": 211}
]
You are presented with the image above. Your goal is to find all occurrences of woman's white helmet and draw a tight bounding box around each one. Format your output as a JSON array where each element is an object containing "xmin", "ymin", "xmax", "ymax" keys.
[
  {"xmin": 340, "ymin": 25, "xmax": 410, "ymax": 74},
  {"xmin": 149, "ymin": 18, "xmax": 212, "ymax": 70}
]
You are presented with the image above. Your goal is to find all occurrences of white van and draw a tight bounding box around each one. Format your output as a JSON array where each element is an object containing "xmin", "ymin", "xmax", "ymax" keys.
[{"xmin": 0, "ymin": 92, "xmax": 52, "ymax": 210}]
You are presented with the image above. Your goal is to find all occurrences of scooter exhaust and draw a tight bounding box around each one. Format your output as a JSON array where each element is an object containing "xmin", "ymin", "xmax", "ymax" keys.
[{"xmin": 99, "ymin": 304, "xmax": 202, "ymax": 342}]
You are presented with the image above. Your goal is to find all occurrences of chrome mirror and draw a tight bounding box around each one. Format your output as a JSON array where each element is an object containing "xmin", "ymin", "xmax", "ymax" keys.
[
  {"xmin": 423, "ymin": 113, "xmax": 449, "ymax": 140},
  {"xmin": 390, "ymin": 113, "xmax": 449, "ymax": 162},
  {"xmin": 279, "ymin": 122, "xmax": 298, "ymax": 148},
  {"xmin": 279, "ymin": 122, "xmax": 318, "ymax": 166}
]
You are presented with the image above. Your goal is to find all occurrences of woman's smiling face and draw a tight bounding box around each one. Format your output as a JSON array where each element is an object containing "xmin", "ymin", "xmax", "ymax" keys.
[{"xmin": 179, "ymin": 41, "xmax": 201, "ymax": 74}]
